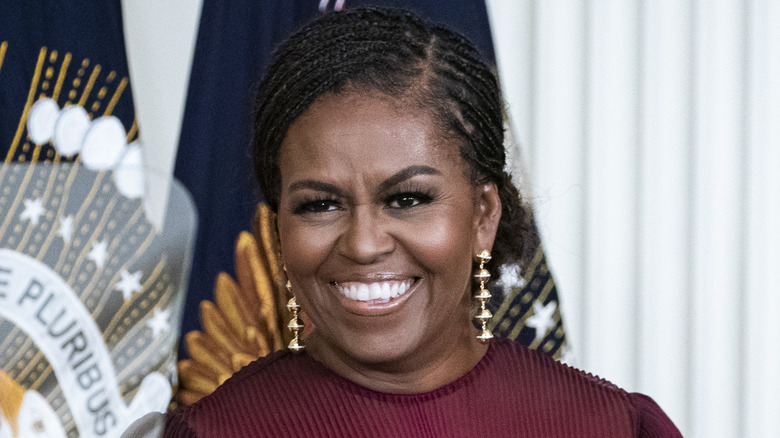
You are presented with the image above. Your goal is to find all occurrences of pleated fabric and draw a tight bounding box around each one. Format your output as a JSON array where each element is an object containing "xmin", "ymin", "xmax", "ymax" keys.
[{"xmin": 164, "ymin": 338, "xmax": 680, "ymax": 437}]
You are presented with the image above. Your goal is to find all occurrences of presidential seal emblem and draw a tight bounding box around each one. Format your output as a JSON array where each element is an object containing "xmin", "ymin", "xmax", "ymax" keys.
[
  {"xmin": 0, "ymin": 162, "xmax": 196, "ymax": 437},
  {"xmin": 0, "ymin": 42, "xmax": 196, "ymax": 437}
]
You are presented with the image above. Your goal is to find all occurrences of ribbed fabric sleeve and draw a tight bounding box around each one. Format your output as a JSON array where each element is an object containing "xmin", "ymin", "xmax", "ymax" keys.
[
  {"xmin": 630, "ymin": 392, "xmax": 682, "ymax": 438},
  {"xmin": 164, "ymin": 338, "xmax": 681, "ymax": 437}
]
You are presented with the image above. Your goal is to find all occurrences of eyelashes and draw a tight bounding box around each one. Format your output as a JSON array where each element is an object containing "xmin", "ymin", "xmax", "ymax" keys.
[
  {"xmin": 291, "ymin": 184, "xmax": 438, "ymax": 215},
  {"xmin": 383, "ymin": 186, "xmax": 435, "ymax": 209},
  {"xmin": 292, "ymin": 195, "xmax": 341, "ymax": 215}
]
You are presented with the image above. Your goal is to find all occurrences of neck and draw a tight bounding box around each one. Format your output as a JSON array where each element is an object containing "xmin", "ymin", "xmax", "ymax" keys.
[{"xmin": 305, "ymin": 326, "xmax": 489, "ymax": 394}]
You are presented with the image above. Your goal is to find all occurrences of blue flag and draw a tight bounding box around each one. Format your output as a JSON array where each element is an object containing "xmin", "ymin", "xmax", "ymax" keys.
[{"xmin": 173, "ymin": 1, "xmax": 318, "ymax": 354}]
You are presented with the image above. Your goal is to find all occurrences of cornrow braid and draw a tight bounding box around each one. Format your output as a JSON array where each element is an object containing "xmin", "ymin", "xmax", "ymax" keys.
[{"xmin": 253, "ymin": 6, "xmax": 537, "ymax": 274}]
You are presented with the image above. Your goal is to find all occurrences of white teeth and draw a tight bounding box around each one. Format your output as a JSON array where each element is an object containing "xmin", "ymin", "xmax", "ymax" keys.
[
  {"xmin": 336, "ymin": 279, "xmax": 414, "ymax": 302},
  {"xmin": 369, "ymin": 283, "xmax": 382, "ymax": 299},
  {"xmin": 390, "ymin": 282, "xmax": 399, "ymax": 298},
  {"xmin": 357, "ymin": 284, "xmax": 369, "ymax": 300}
]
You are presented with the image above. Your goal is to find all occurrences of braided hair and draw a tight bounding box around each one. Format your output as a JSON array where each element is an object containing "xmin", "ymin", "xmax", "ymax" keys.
[{"xmin": 253, "ymin": 6, "xmax": 538, "ymax": 275}]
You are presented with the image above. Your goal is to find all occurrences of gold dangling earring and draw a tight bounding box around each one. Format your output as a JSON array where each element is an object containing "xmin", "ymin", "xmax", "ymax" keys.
[
  {"xmin": 286, "ymin": 280, "xmax": 305, "ymax": 353},
  {"xmin": 473, "ymin": 250, "xmax": 494, "ymax": 344}
]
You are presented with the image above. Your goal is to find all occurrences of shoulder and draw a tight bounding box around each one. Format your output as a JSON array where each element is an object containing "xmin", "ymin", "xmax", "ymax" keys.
[
  {"xmin": 626, "ymin": 392, "xmax": 683, "ymax": 437},
  {"xmin": 488, "ymin": 337, "xmax": 626, "ymax": 395},
  {"xmin": 197, "ymin": 347, "xmax": 323, "ymax": 407},
  {"xmin": 212, "ymin": 347, "xmax": 299, "ymax": 387},
  {"xmin": 165, "ymin": 349, "xmax": 320, "ymax": 436},
  {"xmin": 487, "ymin": 338, "xmax": 681, "ymax": 437}
]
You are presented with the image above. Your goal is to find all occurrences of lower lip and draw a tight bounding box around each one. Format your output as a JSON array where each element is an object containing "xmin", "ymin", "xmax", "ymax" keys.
[{"xmin": 333, "ymin": 279, "xmax": 419, "ymax": 316}]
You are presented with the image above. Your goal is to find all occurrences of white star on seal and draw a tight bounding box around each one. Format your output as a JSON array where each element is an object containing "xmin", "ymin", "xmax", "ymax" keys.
[
  {"xmin": 147, "ymin": 308, "xmax": 171, "ymax": 337},
  {"xmin": 497, "ymin": 263, "xmax": 526, "ymax": 289},
  {"xmin": 116, "ymin": 269, "xmax": 143, "ymax": 301},
  {"xmin": 88, "ymin": 240, "xmax": 108, "ymax": 268},
  {"xmin": 20, "ymin": 198, "xmax": 46, "ymax": 225},
  {"xmin": 57, "ymin": 215, "xmax": 74, "ymax": 243},
  {"xmin": 526, "ymin": 300, "xmax": 557, "ymax": 342}
]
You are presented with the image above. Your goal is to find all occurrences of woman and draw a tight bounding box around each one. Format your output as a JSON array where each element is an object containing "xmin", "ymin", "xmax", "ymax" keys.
[{"xmin": 164, "ymin": 7, "xmax": 681, "ymax": 437}]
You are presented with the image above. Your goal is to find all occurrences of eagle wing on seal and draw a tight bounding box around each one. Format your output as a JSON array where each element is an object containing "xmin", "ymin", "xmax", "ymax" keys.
[{"xmin": 175, "ymin": 204, "xmax": 291, "ymax": 405}]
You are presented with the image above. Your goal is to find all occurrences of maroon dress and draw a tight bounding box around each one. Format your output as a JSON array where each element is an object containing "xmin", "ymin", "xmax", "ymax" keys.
[{"xmin": 164, "ymin": 338, "xmax": 681, "ymax": 437}]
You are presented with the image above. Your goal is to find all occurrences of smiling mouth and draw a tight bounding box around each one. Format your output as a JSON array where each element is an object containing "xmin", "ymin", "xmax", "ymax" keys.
[{"xmin": 334, "ymin": 279, "xmax": 415, "ymax": 303}]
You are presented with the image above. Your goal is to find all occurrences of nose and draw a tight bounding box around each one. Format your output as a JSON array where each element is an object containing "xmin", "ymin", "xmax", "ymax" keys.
[{"xmin": 338, "ymin": 205, "xmax": 394, "ymax": 264}]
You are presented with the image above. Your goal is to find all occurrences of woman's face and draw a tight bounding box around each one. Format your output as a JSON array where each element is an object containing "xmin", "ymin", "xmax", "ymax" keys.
[{"xmin": 276, "ymin": 93, "xmax": 500, "ymax": 373}]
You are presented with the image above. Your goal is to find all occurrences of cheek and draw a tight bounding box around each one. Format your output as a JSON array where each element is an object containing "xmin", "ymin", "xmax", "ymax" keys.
[
  {"xmin": 279, "ymin": 220, "xmax": 331, "ymax": 277},
  {"xmin": 403, "ymin": 211, "xmax": 476, "ymax": 280},
  {"xmin": 277, "ymin": 223, "xmax": 315, "ymax": 296}
]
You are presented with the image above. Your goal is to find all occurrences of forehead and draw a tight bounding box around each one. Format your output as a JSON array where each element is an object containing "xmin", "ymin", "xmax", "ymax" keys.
[{"xmin": 278, "ymin": 93, "xmax": 466, "ymax": 184}]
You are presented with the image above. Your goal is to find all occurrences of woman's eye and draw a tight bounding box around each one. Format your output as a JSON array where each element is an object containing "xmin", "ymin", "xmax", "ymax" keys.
[
  {"xmin": 293, "ymin": 199, "xmax": 341, "ymax": 214},
  {"xmin": 387, "ymin": 193, "xmax": 432, "ymax": 209}
]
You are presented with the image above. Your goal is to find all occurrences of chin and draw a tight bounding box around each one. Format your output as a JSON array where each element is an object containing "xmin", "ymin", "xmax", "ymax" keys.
[
  {"xmin": 318, "ymin": 327, "xmax": 427, "ymax": 369},
  {"xmin": 350, "ymin": 341, "xmax": 415, "ymax": 367}
]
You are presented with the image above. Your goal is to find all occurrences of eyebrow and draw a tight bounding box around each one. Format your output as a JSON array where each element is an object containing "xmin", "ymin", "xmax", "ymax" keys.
[
  {"xmin": 287, "ymin": 165, "xmax": 441, "ymax": 196},
  {"xmin": 377, "ymin": 165, "xmax": 441, "ymax": 193},
  {"xmin": 288, "ymin": 180, "xmax": 346, "ymax": 197}
]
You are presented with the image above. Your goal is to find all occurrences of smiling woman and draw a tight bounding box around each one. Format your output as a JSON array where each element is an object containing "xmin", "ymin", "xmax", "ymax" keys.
[
  {"xmin": 163, "ymin": 6, "xmax": 681, "ymax": 438},
  {"xmin": 277, "ymin": 93, "xmax": 498, "ymax": 391}
]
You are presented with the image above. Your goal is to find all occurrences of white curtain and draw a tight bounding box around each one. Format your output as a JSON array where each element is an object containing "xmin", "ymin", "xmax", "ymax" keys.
[{"xmin": 487, "ymin": 1, "xmax": 780, "ymax": 437}]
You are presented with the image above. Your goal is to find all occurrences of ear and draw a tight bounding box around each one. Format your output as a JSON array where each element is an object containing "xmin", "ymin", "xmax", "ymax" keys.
[{"xmin": 473, "ymin": 182, "xmax": 502, "ymax": 255}]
